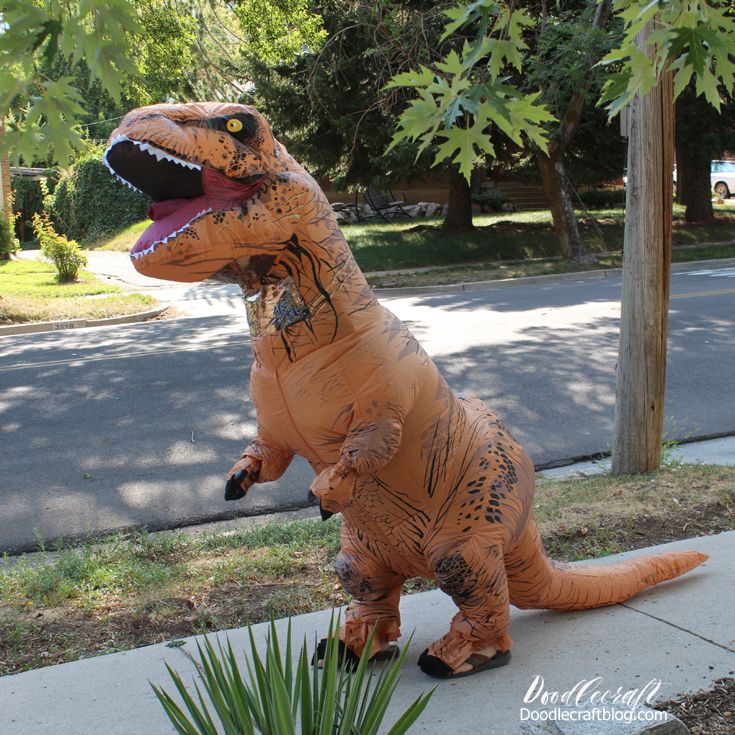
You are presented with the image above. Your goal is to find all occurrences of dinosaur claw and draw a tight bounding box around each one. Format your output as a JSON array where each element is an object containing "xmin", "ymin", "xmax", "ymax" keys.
[{"xmin": 224, "ymin": 469, "xmax": 247, "ymax": 501}]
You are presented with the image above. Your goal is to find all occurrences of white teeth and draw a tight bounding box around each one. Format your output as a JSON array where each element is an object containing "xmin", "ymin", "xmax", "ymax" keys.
[{"xmin": 131, "ymin": 140, "xmax": 202, "ymax": 171}]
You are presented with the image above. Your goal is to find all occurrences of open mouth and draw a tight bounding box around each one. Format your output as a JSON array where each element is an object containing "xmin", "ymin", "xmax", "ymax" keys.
[{"xmin": 103, "ymin": 135, "xmax": 266, "ymax": 259}]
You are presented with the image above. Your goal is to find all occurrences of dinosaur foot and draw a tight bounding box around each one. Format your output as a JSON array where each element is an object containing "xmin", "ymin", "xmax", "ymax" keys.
[
  {"xmin": 311, "ymin": 638, "xmax": 400, "ymax": 670},
  {"xmin": 418, "ymin": 646, "xmax": 511, "ymax": 679}
]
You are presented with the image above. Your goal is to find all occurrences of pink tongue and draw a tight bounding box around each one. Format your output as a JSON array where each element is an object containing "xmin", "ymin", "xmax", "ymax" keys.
[
  {"xmin": 132, "ymin": 170, "xmax": 266, "ymax": 255},
  {"xmin": 132, "ymin": 197, "xmax": 209, "ymax": 254},
  {"xmin": 149, "ymin": 199, "xmax": 193, "ymax": 221}
]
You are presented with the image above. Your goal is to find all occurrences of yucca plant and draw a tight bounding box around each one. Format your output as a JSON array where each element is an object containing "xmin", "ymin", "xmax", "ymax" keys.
[{"xmin": 151, "ymin": 614, "xmax": 433, "ymax": 735}]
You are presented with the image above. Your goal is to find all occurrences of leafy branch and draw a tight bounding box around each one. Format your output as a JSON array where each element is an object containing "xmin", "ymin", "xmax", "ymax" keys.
[
  {"xmin": 388, "ymin": 0, "xmax": 735, "ymax": 182},
  {"xmin": 386, "ymin": 0, "xmax": 554, "ymax": 181},
  {"xmin": 597, "ymin": 0, "xmax": 735, "ymax": 116},
  {"xmin": 0, "ymin": 0, "xmax": 141, "ymax": 163}
]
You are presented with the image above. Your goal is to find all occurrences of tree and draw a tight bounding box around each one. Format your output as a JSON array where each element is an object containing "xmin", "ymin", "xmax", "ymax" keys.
[
  {"xmin": 526, "ymin": 0, "xmax": 617, "ymax": 262},
  {"xmin": 0, "ymin": 0, "xmax": 142, "ymax": 163},
  {"xmin": 387, "ymin": 2, "xmax": 554, "ymax": 228},
  {"xmin": 675, "ymin": 84, "xmax": 735, "ymax": 222},
  {"xmin": 248, "ymin": 0, "xmax": 483, "ymax": 230},
  {"xmin": 0, "ymin": 0, "xmax": 324, "ymax": 164},
  {"xmin": 388, "ymin": 0, "xmax": 735, "ymax": 475}
]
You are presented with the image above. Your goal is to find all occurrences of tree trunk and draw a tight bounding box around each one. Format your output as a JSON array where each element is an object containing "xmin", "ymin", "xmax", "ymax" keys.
[
  {"xmin": 685, "ymin": 157, "xmax": 714, "ymax": 221},
  {"xmin": 612, "ymin": 23, "xmax": 674, "ymax": 476},
  {"xmin": 0, "ymin": 118, "xmax": 12, "ymax": 261},
  {"xmin": 675, "ymin": 134, "xmax": 713, "ymax": 221},
  {"xmin": 0, "ymin": 118, "xmax": 11, "ymax": 222},
  {"xmin": 537, "ymin": 153, "xmax": 594, "ymax": 263},
  {"xmin": 442, "ymin": 166, "xmax": 474, "ymax": 230}
]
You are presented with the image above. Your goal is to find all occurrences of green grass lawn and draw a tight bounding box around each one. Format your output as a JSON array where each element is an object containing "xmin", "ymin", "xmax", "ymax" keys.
[
  {"xmin": 90, "ymin": 206, "xmax": 735, "ymax": 277},
  {"xmin": 0, "ymin": 259, "xmax": 156, "ymax": 324},
  {"xmin": 88, "ymin": 220, "xmax": 149, "ymax": 252},
  {"xmin": 342, "ymin": 208, "xmax": 735, "ymax": 271}
]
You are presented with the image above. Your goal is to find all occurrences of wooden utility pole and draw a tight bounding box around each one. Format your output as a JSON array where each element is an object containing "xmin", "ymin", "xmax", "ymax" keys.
[{"xmin": 612, "ymin": 21, "xmax": 674, "ymax": 475}]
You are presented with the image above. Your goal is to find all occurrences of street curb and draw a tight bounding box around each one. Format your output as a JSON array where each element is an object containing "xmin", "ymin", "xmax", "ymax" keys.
[
  {"xmin": 372, "ymin": 256, "xmax": 735, "ymax": 297},
  {"xmin": 0, "ymin": 305, "xmax": 169, "ymax": 337}
]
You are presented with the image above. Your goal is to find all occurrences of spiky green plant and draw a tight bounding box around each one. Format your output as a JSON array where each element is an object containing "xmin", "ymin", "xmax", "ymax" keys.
[{"xmin": 151, "ymin": 614, "xmax": 433, "ymax": 735}]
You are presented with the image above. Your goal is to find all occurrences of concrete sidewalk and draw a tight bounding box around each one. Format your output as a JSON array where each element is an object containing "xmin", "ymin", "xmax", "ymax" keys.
[
  {"xmin": 538, "ymin": 434, "xmax": 735, "ymax": 479},
  {"xmin": 1, "ymin": 532, "xmax": 732, "ymax": 735}
]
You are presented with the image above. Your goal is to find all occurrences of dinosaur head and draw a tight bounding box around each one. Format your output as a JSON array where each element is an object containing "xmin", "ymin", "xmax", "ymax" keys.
[{"xmin": 103, "ymin": 102, "xmax": 301, "ymax": 282}]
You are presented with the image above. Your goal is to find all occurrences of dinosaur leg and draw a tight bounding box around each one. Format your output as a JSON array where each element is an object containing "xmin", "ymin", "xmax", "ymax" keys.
[
  {"xmin": 329, "ymin": 535, "xmax": 405, "ymax": 660},
  {"xmin": 421, "ymin": 536, "xmax": 512, "ymax": 677}
]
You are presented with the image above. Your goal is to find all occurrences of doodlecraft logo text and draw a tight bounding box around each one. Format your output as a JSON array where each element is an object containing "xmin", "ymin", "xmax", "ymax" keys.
[{"xmin": 519, "ymin": 675, "xmax": 669, "ymax": 725}]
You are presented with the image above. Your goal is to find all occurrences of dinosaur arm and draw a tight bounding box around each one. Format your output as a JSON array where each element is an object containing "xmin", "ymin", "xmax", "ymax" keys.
[
  {"xmin": 310, "ymin": 403, "xmax": 407, "ymax": 515},
  {"xmin": 241, "ymin": 436, "xmax": 294, "ymax": 481},
  {"xmin": 226, "ymin": 435, "xmax": 294, "ymax": 501},
  {"xmin": 339, "ymin": 415, "xmax": 404, "ymax": 474}
]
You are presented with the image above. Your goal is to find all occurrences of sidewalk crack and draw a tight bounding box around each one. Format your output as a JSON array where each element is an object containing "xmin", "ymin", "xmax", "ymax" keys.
[{"xmin": 621, "ymin": 603, "xmax": 735, "ymax": 654}]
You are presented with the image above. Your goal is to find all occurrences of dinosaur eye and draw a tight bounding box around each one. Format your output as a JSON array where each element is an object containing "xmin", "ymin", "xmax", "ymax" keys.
[{"xmin": 227, "ymin": 118, "xmax": 243, "ymax": 133}]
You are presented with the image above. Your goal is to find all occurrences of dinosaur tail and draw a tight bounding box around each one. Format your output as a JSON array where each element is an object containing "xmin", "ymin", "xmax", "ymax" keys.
[{"xmin": 506, "ymin": 519, "xmax": 708, "ymax": 611}]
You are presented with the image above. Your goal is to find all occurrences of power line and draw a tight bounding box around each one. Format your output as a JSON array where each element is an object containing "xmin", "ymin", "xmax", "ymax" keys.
[{"xmin": 78, "ymin": 115, "xmax": 126, "ymax": 128}]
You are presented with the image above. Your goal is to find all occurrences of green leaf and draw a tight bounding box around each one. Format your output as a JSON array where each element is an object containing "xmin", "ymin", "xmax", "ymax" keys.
[
  {"xmin": 384, "ymin": 66, "xmax": 435, "ymax": 89},
  {"xmin": 435, "ymin": 49, "xmax": 467, "ymax": 77},
  {"xmin": 695, "ymin": 67, "xmax": 721, "ymax": 110},
  {"xmin": 671, "ymin": 57, "xmax": 694, "ymax": 99},
  {"xmin": 433, "ymin": 108, "xmax": 496, "ymax": 180}
]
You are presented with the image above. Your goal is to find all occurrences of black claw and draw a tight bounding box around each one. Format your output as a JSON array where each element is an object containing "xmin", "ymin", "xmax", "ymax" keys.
[
  {"xmin": 224, "ymin": 469, "xmax": 247, "ymax": 501},
  {"xmin": 308, "ymin": 490, "xmax": 334, "ymax": 521}
]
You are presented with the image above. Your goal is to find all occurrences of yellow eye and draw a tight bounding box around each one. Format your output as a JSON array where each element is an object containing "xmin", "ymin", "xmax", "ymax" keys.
[{"xmin": 226, "ymin": 118, "xmax": 243, "ymax": 133}]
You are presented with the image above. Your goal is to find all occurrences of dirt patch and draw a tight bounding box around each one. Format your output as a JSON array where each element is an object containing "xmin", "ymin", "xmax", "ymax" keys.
[
  {"xmin": 543, "ymin": 499, "xmax": 734, "ymax": 560},
  {"xmin": 656, "ymin": 678, "xmax": 735, "ymax": 735},
  {"xmin": 0, "ymin": 578, "xmax": 335, "ymax": 675},
  {"xmin": 146, "ymin": 306, "xmax": 180, "ymax": 321}
]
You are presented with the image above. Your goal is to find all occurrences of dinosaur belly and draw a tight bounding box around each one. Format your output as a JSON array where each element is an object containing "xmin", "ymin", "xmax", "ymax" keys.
[{"xmin": 250, "ymin": 330, "xmax": 368, "ymax": 469}]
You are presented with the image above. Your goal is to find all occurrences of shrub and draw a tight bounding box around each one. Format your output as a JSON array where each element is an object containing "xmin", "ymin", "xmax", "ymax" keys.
[
  {"xmin": 152, "ymin": 616, "xmax": 433, "ymax": 735},
  {"xmin": 45, "ymin": 147, "xmax": 150, "ymax": 243},
  {"xmin": 0, "ymin": 210, "xmax": 20, "ymax": 258},
  {"xmin": 577, "ymin": 188, "xmax": 626, "ymax": 209},
  {"xmin": 472, "ymin": 189, "xmax": 511, "ymax": 212},
  {"xmin": 32, "ymin": 212, "xmax": 87, "ymax": 283}
]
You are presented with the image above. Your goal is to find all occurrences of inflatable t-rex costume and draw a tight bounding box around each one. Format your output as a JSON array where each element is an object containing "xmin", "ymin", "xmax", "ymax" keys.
[{"xmin": 104, "ymin": 103, "xmax": 708, "ymax": 678}]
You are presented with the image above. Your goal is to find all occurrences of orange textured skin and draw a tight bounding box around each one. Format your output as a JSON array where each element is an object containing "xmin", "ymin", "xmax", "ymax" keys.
[{"xmin": 106, "ymin": 103, "xmax": 708, "ymax": 674}]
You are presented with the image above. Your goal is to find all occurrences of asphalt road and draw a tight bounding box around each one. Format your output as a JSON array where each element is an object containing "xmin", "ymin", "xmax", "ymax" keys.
[{"xmin": 1, "ymin": 264, "xmax": 734, "ymax": 552}]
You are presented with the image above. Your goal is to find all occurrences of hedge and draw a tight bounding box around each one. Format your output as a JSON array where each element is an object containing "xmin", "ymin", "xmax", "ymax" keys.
[
  {"xmin": 576, "ymin": 188, "xmax": 626, "ymax": 209},
  {"xmin": 46, "ymin": 151, "xmax": 150, "ymax": 243},
  {"xmin": 11, "ymin": 175, "xmax": 56, "ymax": 244}
]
